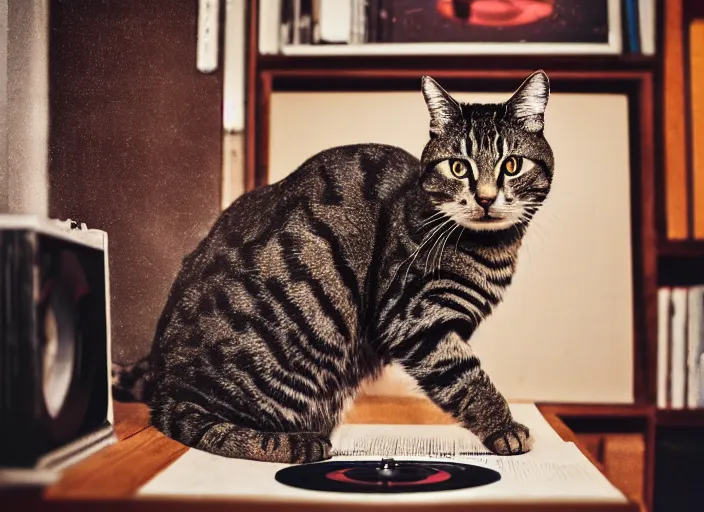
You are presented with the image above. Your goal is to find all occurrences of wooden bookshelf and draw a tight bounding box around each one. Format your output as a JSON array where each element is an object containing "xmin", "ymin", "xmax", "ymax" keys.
[
  {"xmin": 257, "ymin": 54, "xmax": 659, "ymax": 73},
  {"xmin": 657, "ymin": 242, "xmax": 704, "ymax": 287},
  {"xmin": 656, "ymin": 1, "xmax": 704, "ymax": 454},
  {"xmin": 657, "ymin": 240, "xmax": 704, "ymax": 257},
  {"xmin": 243, "ymin": 1, "xmax": 704, "ymax": 510},
  {"xmin": 656, "ymin": 408, "xmax": 704, "ymax": 427}
]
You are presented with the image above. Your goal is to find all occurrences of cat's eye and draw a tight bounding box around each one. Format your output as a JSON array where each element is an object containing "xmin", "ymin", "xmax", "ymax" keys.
[
  {"xmin": 450, "ymin": 160, "xmax": 468, "ymax": 178},
  {"xmin": 501, "ymin": 156, "xmax": 523, "ymax": 177}
]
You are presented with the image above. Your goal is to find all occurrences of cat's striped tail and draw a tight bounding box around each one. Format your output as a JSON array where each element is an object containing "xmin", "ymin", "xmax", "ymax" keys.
[{"xmin": 111, "ymin": 356, "xmax": 150, "ymax": 402}]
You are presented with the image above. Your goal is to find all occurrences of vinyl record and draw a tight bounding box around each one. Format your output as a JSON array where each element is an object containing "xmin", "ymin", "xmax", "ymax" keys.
[{"xmin": 275, "ymin": 458, "xmax": 501, "ymax": 493}]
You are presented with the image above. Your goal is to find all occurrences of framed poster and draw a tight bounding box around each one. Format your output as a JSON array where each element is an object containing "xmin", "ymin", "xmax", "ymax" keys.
[
  {"xmin": 279, "ymin": 0, "xmax": 623, "ymax": 55},
  {"xmin": 265, "ymin": 84, "xmax": 641, "ymax": 404}
]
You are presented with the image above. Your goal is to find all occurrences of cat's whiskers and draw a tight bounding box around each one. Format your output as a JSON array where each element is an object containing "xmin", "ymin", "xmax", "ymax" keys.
[
  {"xmin": 424, "ymin": 222, "xmax": 456, "ymax": 276},
  {"xmin": 417, "ymin": 219, "xmax": 452, "ymax": 273},
  {"xmin": 421, "ymin": 210, "xmax": 446, "ymax": 223},
  {"xmin": 521, "ymin": 211, "xmax": 548, "ymax": 246},
  {"xmin": 510, "ymin": 209, "xmax": 546, "ymax": 266},
  {"xmin": 390, "ymin": 218, "xmax": 452, "ymax": 286},
  {"xmin": 416, "ymin": 213, "xmax": 448, "ymax": 232},
  {"xmin": 436, "ymin": 224, "xmax": 459, "ymax": 276},
  {"xmin": 428, "ymin": 226, "xmax": 451, "ymax": 277},
  {"xmin": 403, "ymin": 219, "xmax": 453, "ymax": 283},
  {"xmin": 432, "ymin": 210, "xmax": 462, "ymax": 267},
  {"xmin": 454, "ymin": 226, "xmax": 466, "ymax": 254},
  {"xmin": 523, "ymin": 201, "xmax": 556, "ymax": 225},
  {"xmin": 483, "ymin": 199, "xmax": 545, "ymax": 227}
]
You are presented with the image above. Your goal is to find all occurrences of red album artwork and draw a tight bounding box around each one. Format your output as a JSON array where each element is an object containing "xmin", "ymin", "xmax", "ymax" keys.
[
  {"xmin": 372, "ymin": 0, "xmax": 610, "ymax": 44},
  {"xmin": 436, "ymin": 0, "xmax": 554, "ymax": 27}
]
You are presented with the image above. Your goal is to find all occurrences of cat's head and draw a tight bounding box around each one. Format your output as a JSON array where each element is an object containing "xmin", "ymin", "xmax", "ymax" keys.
[{"xmin": 419, "ymin": 71, "xmax": 554, "ymax": 233}]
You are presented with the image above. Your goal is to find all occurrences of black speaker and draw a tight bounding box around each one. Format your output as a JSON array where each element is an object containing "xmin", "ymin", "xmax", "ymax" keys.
[{"xmin": 0, "ymin": 217, "xmax": 115, "ymax": 485}]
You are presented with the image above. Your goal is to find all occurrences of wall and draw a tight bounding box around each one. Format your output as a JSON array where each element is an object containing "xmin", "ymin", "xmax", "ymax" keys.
[
  {"xmin": 0, "ymin": 0, "xmax": 7, "ymax": 212},
  {"xmin": 49, "ymin": 0, "xmax": 223, "ymax": 363},
  {"xmin": 0, "ymin": 0, "xmax": 49, "ymax": 216}
]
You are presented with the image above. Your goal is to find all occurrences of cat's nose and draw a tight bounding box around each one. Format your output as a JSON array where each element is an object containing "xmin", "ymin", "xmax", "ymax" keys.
[{"xmin": 475, "ymin": 195, "xmax": 495, "ymax": 210}]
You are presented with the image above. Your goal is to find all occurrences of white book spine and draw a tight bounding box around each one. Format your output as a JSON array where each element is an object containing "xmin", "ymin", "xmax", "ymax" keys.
[
  {"xmin": 350, "ymin": 0, "xmax": 358, "ymax": 44},
  {"xmin": 312, "ymin": 0, "xmax": 320, "ymax": 42},
  {"xmin": 280, "ymin": 0, "xmax": 291, "ymax": 47},
  {"xmin": 292, "ymin": 0, "xmax": 301, "ymax": 45},
  {"xmin": 687, "ymin": 287, "xmax": 704, "ymax": 407},
  {"xmin": 657, "ymin": 287, "xmax": 671, "ymax": 408},
  {"xmin": 319, "ymin": 0, "xmax": 352, "ymax": 43},
  {"xmin": 258, "ymin": 0, "xmax": 282, "ymax": 54},
  {"xmin": 638, "ymin": 0, "xmax": 656, "ymax": 56},
  {"xmin": 358, "ymin": 0, "xmax": 366, "ymax": 44},
  {"xmin": 670, "ymin": 288, "xmax": 688, "ymax": 409},
  {"xmin": 299, "ymin": 0, "xmax": 311, "ymax": 44}
]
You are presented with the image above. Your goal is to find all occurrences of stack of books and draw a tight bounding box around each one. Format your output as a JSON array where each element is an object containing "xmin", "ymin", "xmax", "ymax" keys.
[{"xmin": 657, "ymin": 286, "xmax": 704, "ymax": 409}]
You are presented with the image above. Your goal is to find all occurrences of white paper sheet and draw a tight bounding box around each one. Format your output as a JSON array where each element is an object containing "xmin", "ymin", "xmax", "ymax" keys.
[
  {"xmin": 138, "ymin": 404, "xmax": 626, "ymax": 505},
  {"xmin": 331, "ymin": 403, "xmax": 564, "ymax": 458},
  {"xmin": 139, "ymin": 445, "xmax": 624, "ymax": 504}
]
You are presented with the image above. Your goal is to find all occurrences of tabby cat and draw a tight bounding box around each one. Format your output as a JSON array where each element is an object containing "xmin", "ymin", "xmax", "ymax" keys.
[{"xmin": 114, "ymin": 70, "xmax": 554, "ymax": 464}]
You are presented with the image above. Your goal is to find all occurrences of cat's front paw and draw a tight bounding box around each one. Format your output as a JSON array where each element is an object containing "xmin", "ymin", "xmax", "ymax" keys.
[
  {"xmin": 290, "ymin": 433, "xmax": 333, "ymax": 463},
  {"xmin": 482, "ymin": 421, "xmax": 533, "ymax": 455}
]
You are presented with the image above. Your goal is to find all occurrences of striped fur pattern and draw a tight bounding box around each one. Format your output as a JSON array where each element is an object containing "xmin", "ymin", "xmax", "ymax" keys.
[{"xmin": 131, "ymin": 71, "xmax": 553, "ymax": 463}]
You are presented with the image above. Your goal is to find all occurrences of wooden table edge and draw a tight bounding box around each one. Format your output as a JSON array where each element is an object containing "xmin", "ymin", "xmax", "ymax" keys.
[{"xmin": 3, "ymin": 399, "xmax": 638, "ymax": 511}]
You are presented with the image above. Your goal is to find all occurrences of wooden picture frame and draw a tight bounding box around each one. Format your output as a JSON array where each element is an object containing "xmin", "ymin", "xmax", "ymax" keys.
[
  {"xmin": 269, "ymin": 0, "xmax": 623, "ymax": 56},
  {"xmin": 245, "ymin": 68, "xmax": 656, "ymax": 409}
]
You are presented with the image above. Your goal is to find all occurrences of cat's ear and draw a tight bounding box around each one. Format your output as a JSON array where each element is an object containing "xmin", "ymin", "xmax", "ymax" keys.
[
  {"xmin": 506, "ymin": 70, "xmax": 550, "ymax": 132},
  {"xmin": 421, "ymin": 76, "xmax": 461, "ymax": 135}
]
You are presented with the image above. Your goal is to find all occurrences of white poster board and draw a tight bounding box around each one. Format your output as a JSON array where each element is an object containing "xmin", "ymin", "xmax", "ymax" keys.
[{"xmin": 268, "ymin": 91, "xmax": 634, "ymax": 404}]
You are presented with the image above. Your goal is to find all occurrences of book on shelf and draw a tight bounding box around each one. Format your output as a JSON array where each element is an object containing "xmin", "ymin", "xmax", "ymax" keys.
[
  {"xmin": 622, "ymin": 0, "xmax": 656, "ymax": 55},
  {"xmin": 258, "ymin": 0, "xmax": 655, "ymax": 56},
  {"xmin": 636, "ymin": 0, "xmax": 655, "ymax": 56},
  {"xmin": 623, "ymin": 0, "xmax": 641, "ymax": 54},
  {"xmin": 670, "ymin": 288, "xmax": 687, "ymax": 409},
  {"xmin": 657, "ymin": 288, "xmax": 671, "ymax": 408},
  {"xmin": 657, "ymin": 286, "xmax": 704, "ymax": 409},
  {"xmin": 664, "ymin": 0, "xmax": 704, "ymax": 241}
]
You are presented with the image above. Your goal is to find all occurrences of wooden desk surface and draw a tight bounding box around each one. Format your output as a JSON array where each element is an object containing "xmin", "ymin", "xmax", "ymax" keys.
[{"xmin": 5, "ymin": 397, "xmax": 638, "ymax": 512}]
